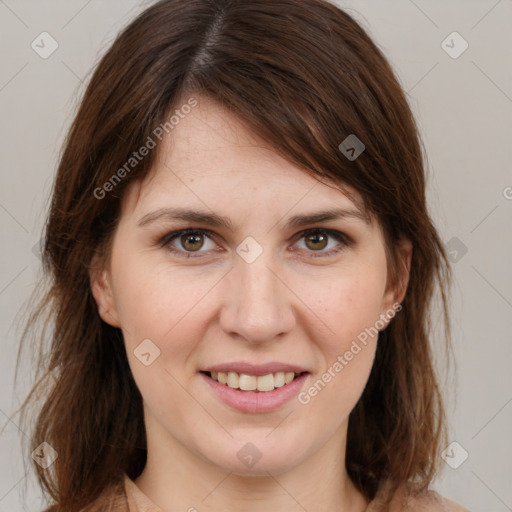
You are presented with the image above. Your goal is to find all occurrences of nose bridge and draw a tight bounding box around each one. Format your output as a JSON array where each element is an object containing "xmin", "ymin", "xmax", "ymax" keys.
[{"xmin": 219, "ymin": 245, "xmax": 295, "ymax": 343}]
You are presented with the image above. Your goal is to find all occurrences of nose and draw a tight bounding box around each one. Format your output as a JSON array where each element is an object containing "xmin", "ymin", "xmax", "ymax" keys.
[{"xmin": 218, "ymin": 251, "xmax": 296, "ymax": 345}]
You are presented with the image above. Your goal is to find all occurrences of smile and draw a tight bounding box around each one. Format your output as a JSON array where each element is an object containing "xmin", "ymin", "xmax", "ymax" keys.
[
  {"xmin": 206, "ymin": 370, "xmax": 303, "ymax": 392},
  {"xmin": 200, "ymin": 364, "xmax": 310, "ymax": 413}
]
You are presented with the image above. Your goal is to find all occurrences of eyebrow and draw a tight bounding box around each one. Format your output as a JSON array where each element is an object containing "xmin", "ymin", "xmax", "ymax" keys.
[{"xmin": 137, "ymin": 206, "xmax": 370, "ymax": 231}]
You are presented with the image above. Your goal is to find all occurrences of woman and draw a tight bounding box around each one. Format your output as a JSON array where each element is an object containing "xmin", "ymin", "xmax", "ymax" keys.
[{"xmin": 16, "ymin": 0, "xmax": 469, "ymax": 510}]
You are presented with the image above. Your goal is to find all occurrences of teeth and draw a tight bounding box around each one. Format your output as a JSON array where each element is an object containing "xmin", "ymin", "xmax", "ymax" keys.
[
  {"xmin": 227, "ymin": 371, "xmax": 239, "ymax": 388},
  {"xmin": 209, "ymin": 370, "xmax": 301, "ymax": 392},
  {"xmin": 274, "ymin": 371, "xmax": 285, "ymax": 387},
  {"xmin": 284, "ymin": 371, "xmax": 295, "ymax": 384},
  {"xmin": 239, "ymin": 374, "xmax": 257, "ymax": 391}
]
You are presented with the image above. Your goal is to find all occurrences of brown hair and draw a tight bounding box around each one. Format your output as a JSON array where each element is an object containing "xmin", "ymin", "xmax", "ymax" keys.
[{"xmin": 13, "ymin": 0, "xmax": 452, "ymax": 510}]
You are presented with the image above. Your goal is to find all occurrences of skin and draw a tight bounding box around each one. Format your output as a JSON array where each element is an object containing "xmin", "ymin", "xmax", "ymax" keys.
[{"xmin": 90, "ymin": 95, "xmax": 413, "ymax": 512}]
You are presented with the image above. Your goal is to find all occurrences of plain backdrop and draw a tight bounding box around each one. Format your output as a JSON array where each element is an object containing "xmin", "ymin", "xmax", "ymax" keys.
[{"xmin": 0, "ymin": 1, "xmax": 511, "ymax": 511}]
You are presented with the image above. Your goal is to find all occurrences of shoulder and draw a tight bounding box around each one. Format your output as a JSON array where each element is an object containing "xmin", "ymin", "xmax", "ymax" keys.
[
  {"xmin": 75, "ymin": 478, "xmax": 128, "ymax": 512},
  {"xmin": 436, "ymin": 495, "xmax": 470, "ymax": 512},
  {"xmin": 397, "ymin": 489, "xmax": 470, "ymax": 512},
  {"xmin": 367, "ymin": 482, "xmax": 470, "ymax": 512}
]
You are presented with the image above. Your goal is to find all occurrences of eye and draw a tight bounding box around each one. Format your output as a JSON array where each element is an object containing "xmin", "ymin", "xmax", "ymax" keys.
[
  {"xmin": 160, "ymin": 228, "xmax": 217, "ymax": 258},
  {"xmin": 293, "ymin": 228, "xmax": 350, "ymax": 258},
  {"xmin": 158, "ymin": 228, "xmax": 350, "ymax": 259}
]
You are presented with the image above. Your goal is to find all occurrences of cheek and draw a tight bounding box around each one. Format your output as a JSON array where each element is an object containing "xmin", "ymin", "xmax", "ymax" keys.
[
  {"xmin": 110, "ymin": 250, "xmax": 220, "ymax": 373},
  {"xmin": 111, "ymin": 247, "xmax": 192, "ymax": 335},
  {"xmin": 304, "ymin": 265, "xmax": 387, "ymax": 349},
  {"xmin": 110, "ymin": 257, "xmax": 215, "ymax": 418},
  {"xmin": 297, "ymin": 264, "xmax": 386, "ymax": 407},
  {"xmin": 300, "ymin": 280, "xmax": 380, "ymax": 422}
]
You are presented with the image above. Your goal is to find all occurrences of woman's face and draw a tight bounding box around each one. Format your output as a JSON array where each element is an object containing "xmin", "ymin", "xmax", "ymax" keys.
[{"xmin": 92, "ymin": 96, "xmax": 410, "ymax": 477}]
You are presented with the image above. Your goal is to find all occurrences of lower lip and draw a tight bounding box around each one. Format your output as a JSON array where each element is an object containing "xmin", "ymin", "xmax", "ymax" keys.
[{"xmin": 200, "ymin": 372, "xmax": 309, "ymax": 413}]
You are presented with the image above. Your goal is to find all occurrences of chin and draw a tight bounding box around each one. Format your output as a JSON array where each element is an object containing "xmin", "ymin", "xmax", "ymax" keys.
[{"xmin": 198, "ymin": 430, "xmax": 310, "ymax": 476}]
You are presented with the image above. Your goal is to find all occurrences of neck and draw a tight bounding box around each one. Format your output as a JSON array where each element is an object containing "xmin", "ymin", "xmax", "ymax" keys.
[{"xmin": 134, "ymin": 414, "xmax": 369, "ymax": 512}]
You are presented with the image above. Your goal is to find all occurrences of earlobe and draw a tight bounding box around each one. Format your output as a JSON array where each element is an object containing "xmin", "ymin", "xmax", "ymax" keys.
[{"xmin": 89, "ymin": 266, "xmax": 121, "ymax": 328}]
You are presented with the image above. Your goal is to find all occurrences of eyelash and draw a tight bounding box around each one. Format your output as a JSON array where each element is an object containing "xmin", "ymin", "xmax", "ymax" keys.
[{"xmin": 158, "ymin": 228, "xmax": 351, "ymax": 259}]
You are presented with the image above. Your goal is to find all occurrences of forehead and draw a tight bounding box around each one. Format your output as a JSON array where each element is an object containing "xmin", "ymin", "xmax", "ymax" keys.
[{"xmin": 125, "ymin": 96, "xmax": 368, "ymax": 221}]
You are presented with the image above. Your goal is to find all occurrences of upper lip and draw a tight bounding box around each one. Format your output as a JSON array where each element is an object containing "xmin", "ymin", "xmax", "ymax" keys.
[{"xmin": 202, "ymin": 362, "xmax": 310, "ymax": 376}]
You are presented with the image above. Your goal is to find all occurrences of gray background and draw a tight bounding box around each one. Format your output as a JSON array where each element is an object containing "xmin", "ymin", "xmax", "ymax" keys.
[{"xmin": 1, "ymin": 1, "xmax": 511, "ymax": 510}]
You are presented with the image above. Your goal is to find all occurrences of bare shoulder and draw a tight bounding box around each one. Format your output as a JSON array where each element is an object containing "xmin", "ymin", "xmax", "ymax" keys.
[
  {"xmin": 440, "ymin": 496, "xmax": 471, "ymax": 512},
  {"xmin": 405, "ymin": 491, "xmax": 470, "ymax": 512}
]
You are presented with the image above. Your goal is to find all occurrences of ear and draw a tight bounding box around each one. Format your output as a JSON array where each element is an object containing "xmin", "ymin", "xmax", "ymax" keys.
[
  {"xmin": 381, "ymin": 237, "xmax": 413, "ymax": 314},
  {"xmin": 89, "ymin": 254, "xmax": 121, "ymax": 328}
]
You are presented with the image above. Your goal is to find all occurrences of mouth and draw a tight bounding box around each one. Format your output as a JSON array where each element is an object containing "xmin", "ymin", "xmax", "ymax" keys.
[
  {"xmin": 201, "ymin": 370, "xmax": 308, "ymax": 392},
  {"xmin": 199, "ymin": 365, "xmax": 311, "ymax": 413}
]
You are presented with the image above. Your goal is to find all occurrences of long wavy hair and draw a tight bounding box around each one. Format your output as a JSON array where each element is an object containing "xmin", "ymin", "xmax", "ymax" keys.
[{"xmin": 12, "ymin": 0, "xmax": 452, "ymax": 510}]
